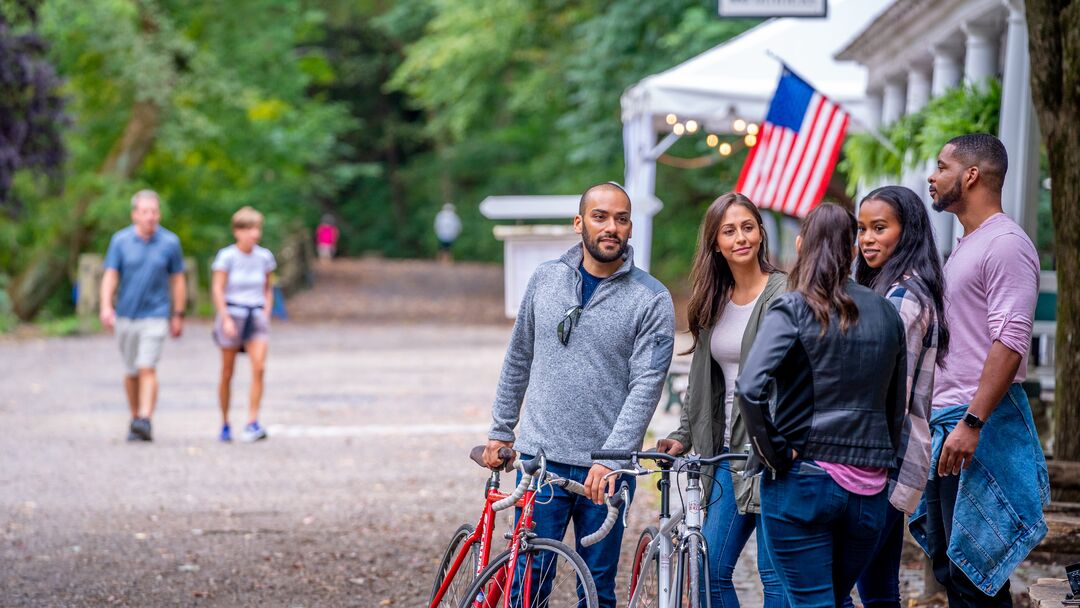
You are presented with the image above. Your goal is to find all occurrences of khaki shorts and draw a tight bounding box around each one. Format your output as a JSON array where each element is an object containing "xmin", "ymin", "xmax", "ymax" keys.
[{"xmin": 116, "ymin": 317, "xmax": 168, "ymax": 375}]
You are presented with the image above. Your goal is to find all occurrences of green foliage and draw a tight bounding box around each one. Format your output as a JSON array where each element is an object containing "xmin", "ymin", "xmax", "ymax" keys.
[{"xmin": 840, "ymin": 81, "xmax": 1001, "ymax": 192}]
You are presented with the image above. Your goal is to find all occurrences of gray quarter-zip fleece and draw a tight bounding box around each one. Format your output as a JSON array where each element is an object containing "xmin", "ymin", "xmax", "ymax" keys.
[{"xmin": 489, "ymin": 244, "xmax": 675, "ymax": 470}]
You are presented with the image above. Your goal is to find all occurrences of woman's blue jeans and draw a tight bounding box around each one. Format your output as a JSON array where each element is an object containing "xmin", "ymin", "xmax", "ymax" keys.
[
  {"xmin": 700, "ymin": 459, "xmax": 787, "ymax": 608},
  {"xmin": 759, "ymin": 460, "xmax": 888, "ymax": 608},
  {"xmin": 841, "ymin": 505, "xmax": 905, "ymax": 608}
]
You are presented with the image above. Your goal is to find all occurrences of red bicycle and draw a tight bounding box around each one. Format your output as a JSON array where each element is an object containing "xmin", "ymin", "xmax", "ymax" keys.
[{"xmin": 428, "ymin": 447, "xmax": 626, "ymax": 608}]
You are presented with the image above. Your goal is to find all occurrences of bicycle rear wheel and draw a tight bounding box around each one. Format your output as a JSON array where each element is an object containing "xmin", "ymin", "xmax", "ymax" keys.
[
  {"xmin": 429, "ymin": 523, "xmax": 480, "ymax": 608},
  {"xmin": 626, "ymin": 526, "xmax": 659, "ymax": 607},
  {"xmin": 457, "ymin": 537, "xmax": 597, "ymax": 608}
]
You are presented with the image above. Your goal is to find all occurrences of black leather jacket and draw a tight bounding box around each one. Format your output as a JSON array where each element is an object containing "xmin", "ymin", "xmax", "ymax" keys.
[{"xmin": 735, "ymin": 283, "xmax": 906, "ymax": 474}]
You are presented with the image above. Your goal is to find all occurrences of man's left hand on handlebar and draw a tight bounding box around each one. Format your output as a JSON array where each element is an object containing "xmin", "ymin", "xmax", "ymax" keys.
[{"xmin": 584, "ymin": 463, "xmax": 616, "ymax": 505}]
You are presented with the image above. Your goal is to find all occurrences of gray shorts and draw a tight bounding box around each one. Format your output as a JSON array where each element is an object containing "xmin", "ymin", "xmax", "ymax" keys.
[
  {"xmin": 116, "ymin": 317, "xmax": 169, "ymax": 375},
  {"xmin": 213, "ymin": 310, "xmax": 270, "ymax": 349}
]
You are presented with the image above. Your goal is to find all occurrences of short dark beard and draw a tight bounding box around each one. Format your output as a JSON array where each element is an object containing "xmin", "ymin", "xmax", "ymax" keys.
[
  {"xmin": 581, "ymin": 224, "xmax": 627, "ymax": 263},
  {"xmin": 931, "ymin": 178, "xmax": 963, "ymax": 212}
]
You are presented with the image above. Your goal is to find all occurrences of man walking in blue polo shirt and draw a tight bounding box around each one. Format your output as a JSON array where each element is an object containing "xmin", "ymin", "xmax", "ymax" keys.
[{"xmin": 99, "ymin": 190, "xmax": 186, "ymax": 442}]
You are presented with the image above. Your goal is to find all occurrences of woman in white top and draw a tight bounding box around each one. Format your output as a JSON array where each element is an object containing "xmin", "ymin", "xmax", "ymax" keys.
[
  {"xmin": 656, "ymin": 193, "xmax": 788, "ymax": 607},
  {"xmin": 211, "ymin": 206, "xmax": 277, "ymax": 442}
]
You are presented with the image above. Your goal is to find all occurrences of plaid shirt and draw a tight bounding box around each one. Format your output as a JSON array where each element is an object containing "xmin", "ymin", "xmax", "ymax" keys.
[{"xmin": 886, "ymin": 277, "xmax": 937, "ymax": 514}]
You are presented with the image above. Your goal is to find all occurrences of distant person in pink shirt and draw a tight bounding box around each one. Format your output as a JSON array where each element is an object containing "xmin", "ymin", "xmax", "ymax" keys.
[
  {"xmin": 315, "ymin": 215, "xmax": 339, "ymax": 264},
  {"xmin": 911, "ymin": 133, "xmax": 1046, "ymax": 606}
]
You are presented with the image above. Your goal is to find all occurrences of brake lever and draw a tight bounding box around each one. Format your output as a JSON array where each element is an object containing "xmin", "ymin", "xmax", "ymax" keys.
[{"xmin": 620, "ymin": 484, "xmax": 631, "ymax": 528}]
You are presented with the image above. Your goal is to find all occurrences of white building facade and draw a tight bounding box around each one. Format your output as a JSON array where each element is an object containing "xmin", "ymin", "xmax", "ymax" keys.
[{"xmin": 836, "ymin": 0, "xmax": 1042, "ymax": 255}]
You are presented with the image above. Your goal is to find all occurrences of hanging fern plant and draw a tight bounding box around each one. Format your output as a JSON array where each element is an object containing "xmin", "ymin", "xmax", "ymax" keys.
[{"xmin": 840, "ymin": 80, "xmax": 1001, "ymax": 192}]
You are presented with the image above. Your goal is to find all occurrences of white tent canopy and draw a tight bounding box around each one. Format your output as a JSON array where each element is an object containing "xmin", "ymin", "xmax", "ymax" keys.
[{"xmin": 621, "ymin": 0, "xmax": 891, "ymax": 271}]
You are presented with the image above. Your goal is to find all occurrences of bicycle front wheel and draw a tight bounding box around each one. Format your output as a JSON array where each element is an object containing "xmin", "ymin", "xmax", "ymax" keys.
[
  {"xmin": 429, "ymin": 523, "xmax": 479, "ymax": 608},
  {"xmin": 678, "ymin": 535, "xmax": 703, "ymax": 608},
  {"xmin": 457, "ymin": 537, "xmax": 597, "ymax": 608},
  {"xmin": 626, "ymin": 526, "xmax": 659, "ymax": 608}
]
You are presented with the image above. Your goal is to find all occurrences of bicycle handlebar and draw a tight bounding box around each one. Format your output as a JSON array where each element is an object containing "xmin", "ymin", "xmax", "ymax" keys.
[{"xmin": 590, "ymin": 450, "xmax": 749, "ymax": 467}]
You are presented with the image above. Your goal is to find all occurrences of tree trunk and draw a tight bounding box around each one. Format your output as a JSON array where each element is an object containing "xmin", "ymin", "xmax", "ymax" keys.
[
  {"xmin": 1025, "ymin": 0, "xmax": 1080, "ymax": 459},
  {"xmin": 9, "ymin": 100, "xmax": 160, "ymax": 320}
]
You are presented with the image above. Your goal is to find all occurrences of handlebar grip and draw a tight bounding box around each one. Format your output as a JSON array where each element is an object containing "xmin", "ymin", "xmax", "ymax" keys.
[
  {"xmin": 591, "ymin": 450, "xmax": 633, "ymax": 461},
  {"xmin": 580, "ymin": 490, "xmax": 626, "ymax": 547},
  {"xmin": 492, "ymin": 472, "xmax": 531, "ymax": 512}
]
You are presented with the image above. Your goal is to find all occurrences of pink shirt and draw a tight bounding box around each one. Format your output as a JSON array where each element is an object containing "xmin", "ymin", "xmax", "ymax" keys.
[
  {"xmin": 933, "ymin": 213, "xmax": 1039, "ymax": 409},
  {"xmin": 316, "ymin": 224, "xmax": 339, "ymax": 247},
  {"xmin": 817, "ymin": 461, "xmax": 887, "ymax": 496}
]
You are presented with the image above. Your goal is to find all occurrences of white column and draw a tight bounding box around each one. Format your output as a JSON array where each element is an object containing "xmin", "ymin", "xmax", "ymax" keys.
[
  {"xmin": 927, "ymin": 43, "xmax": 964, "ymax": 256},
  {"xmin": 902, "ymin": 65, "xmax": 933, "ymax": 208},
  {"xmin": 865, "ymin": 88, "xmax": 884, "ymax": 129},
  {"xmin": 881, "ymin": 77, "xmax": 907, "ymax": 125},
  {"xmin": 998, "ymin": 0, "xmax": 1042, "ymax": 239},
  {"xmin": 906, "ymin": 66, "xmax": 932, "ymax": 113},
  {"xmin": 963, "ymin": 21, "xmax": 1000, "ymax": 85}
]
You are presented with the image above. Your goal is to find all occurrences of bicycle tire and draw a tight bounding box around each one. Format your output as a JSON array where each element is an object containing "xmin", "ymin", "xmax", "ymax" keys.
[
  {"xmin": 680, "ymin": 535, "xmax": 703, "ymax": 608},
  {"xmin": 456, "ymin": 537, "xmax": 598, "ymax": 608},
  {"xmin": 626, "ymin": 526, "xmax": 659, "ymax": 608},
  {"xmin": 429, "ymin": 523, "xmax": 479, "ymax": 608}
]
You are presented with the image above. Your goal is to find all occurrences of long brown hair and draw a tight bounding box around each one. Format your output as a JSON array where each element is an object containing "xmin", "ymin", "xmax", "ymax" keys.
[
  {"xmin": 789, "ymin": 203, "xmax": 859, "ymax": 334},
  {"xmin": 685, "ymin": 193, "xmax": 778, "ymax": 353}
]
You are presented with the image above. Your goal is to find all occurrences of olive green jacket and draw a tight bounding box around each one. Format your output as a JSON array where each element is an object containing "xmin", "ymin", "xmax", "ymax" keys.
[{"xmin": 666, "ymin": 272, "xmax": 786, "ymax": 513}]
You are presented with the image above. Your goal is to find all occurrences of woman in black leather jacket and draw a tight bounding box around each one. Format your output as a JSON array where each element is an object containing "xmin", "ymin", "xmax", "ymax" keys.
[{"xmin": 735, "ymin": 203, "xmax": 906, "ymax": 607}]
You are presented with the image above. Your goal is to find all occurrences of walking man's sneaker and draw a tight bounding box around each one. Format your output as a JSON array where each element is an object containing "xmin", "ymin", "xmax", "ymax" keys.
[
  {"xmin": 219, "ymin": 424, "xmax": 232, "ymax": 442},
  {"xmin": 129, "ymin": 417, "xmax": 152, "ymax": 442},
  {"xmin": 241, "ymin": 421, "xmax": 267, "ymax": 443}
]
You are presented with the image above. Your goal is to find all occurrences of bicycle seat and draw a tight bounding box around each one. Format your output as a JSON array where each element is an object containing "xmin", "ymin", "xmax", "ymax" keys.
[{"xmin": 469, "ymin": 445, "xmax": 514, "ymax": 472}]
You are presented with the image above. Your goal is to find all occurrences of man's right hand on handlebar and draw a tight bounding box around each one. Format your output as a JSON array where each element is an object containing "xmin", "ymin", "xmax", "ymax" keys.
[
  {"xmin": 483, "ymin": 439, "xmax": 515, "ymax": 469},
  {"xmin": 655, "ymin": 438, "xmax": 685, "ymax": 456}
]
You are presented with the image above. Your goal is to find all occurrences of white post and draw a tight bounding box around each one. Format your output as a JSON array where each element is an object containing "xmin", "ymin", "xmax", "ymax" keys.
[
  {"xmin": 866, "ymin": 88, "xmax": 884, "ymax": 129},
  {"xmin": 998, "ymin": 0, "xmax": 1042, "ymax": 240},
  {"xmin": 902, "ymin": 64, "xmax": 933, "ymax": 211},
  {"xmin": 623, "ymin": 114, "xmax": 661, "ymax": 272}
]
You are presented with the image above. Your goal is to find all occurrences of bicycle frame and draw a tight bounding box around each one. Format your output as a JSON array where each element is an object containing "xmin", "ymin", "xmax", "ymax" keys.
[
  {"xmin": 429, "ymin": 468, "xmax": 542, "ymax": 608},
  {"xmin": 628, "ymin": 464, "xmax": 710, "ymax": 608}
]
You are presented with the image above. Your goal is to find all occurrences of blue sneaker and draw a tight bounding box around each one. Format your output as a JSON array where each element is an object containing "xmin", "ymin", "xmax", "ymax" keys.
[
  {"xmin": 241, "ymin": 421, "xmax": 268, "ymax": 443},
  {"xmin": 219, "ymin": 424, "xmax": 232, "ymax": 442}
]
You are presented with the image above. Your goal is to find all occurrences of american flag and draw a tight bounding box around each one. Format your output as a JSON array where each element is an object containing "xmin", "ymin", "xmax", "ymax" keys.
[{"xmin": 736, "ymin": 67, "xmax": 850, "ymax": 218}]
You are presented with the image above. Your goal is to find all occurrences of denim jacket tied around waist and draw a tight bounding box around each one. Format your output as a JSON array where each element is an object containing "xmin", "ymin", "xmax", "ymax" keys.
[{"xmin": 908, "ymin": 384, "xmax": 1049, "ymax": 596}]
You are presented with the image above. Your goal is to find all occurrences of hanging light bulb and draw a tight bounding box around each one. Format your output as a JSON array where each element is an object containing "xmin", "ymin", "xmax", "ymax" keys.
[
  {"xmin": 747, "ymin": 123, "xmax": 760, "ymax": 136},
  {"xmin": 706, "ymin": 134, "xmax": 719, "ymax": 147},
  {"xmin": 733, "ymin": 119, "xmax": 747, "ymax": 133},
  {"xmin": 665, "ymin": 113, "xmax": 678, "ymax": 125},
  {"xmin": 718, "ymin": 142, "xmax": 733, "ymax": 156},
  {"xmin": 673, "ymin": 123, "xmax": 686, "ymax": 136},
  {"xmin": 744, "ymin": 134, "xmax": 757, "ymax": 147},
  {"xmin": 685, "ymin": 119, "xmax": 699, "ymax": 133}
]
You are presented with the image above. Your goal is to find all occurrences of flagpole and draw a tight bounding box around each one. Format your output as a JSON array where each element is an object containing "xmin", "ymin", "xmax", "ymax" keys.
[{"xmin": 765, "ymin": 50, "xmax": 900, "ymax": 158}]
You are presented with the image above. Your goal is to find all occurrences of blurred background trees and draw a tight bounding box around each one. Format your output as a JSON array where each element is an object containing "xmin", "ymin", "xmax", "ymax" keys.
[{"xmin": 0, "ymin": 0, "xmax": 758, "ymax": 322}]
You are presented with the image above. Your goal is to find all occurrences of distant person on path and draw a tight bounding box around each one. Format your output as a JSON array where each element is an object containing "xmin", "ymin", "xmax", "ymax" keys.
[
  {"xmin": 99, "ymin": 190, "xmax": 186, "ymax": 442},
  {"xmin": 315, "ymin": 215, "xmax": 339, "ymax": 264},
  {"xmin": 909, "ymin": 134, "xmax": 1048, "ymax": 606},
  {"xmin": 434, "ymin": 202, "xmax": 462, "ymax": 264},
  {"xmin": 211, "ymin": 206, "xmax": 277, "ymax": 443},
  {"xmin": 483, "ymin": 182, "xmax": 675, "ymax": 608}
]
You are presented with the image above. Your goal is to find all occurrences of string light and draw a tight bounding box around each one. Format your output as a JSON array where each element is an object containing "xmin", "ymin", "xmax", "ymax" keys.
[
  {"xmin": 747, "ymin": 123, "xmax": 760, "ymax": 136},
  {"xmin": 733, "ymin": 119, "xmax": 747, "ymax": 132},
  {"xmin": 673, "ymin": 123, "xmax": 686, "ymax": 136},
  {"xmin": 744, "ymin": 134, "xmax": 757, "ymax": 147},
  {"xmin": 718, "ymin": 142, "xmax": 733, "ymax": 156},
  {"xmin": 706, "ymin": 134, "xmax": 719, "ymax": 147},
  {"xmin": 665, "ymin": 114, "xmax": 678, "ymax": 125},
  {"xmin": 685, "ymin": 119, "xmax": 699, "ymax": 133}
]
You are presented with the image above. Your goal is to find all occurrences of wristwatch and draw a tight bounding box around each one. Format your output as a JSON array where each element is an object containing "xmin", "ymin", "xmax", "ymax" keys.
[
  {"xmin": 171, "ymin": 310, "xmax": 186, "ymax": 319},
  {"xmin": 963, "ymin": 412, "xmax": 985, "ymax": 430}
]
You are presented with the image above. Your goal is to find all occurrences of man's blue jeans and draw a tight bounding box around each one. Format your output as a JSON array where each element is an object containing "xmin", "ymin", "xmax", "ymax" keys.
[
  {"xmin": 514, "ymin": 457, "xmax": 635, "ymax": 608},
  {"xmin": 700, "ymin": 460, "xmax": 787, "ymax": 608},
  {"xmin": 760, "ymin": 460, "xmax": 887, "ymax": 608}
]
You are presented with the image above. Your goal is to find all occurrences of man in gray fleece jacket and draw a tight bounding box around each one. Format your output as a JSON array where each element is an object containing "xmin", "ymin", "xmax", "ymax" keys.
[{"xmin": 482, "ymin": 183, "xmax": 675, "ymax": 608}]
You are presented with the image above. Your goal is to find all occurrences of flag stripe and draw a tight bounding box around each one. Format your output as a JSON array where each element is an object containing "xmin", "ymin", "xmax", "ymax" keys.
[{"xmin": 786, "ymin": 99, "xmax": 838, "ymax": 215}]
